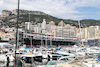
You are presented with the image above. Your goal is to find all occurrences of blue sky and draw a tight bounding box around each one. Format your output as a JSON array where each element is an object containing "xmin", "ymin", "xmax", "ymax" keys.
[
  {"xmin": 76, "ymin": 7, "xmax": 100, "ymax": 20},
  {"xmin": 0, "ymin": 0, "xmax": 100, "ymax": 20}
]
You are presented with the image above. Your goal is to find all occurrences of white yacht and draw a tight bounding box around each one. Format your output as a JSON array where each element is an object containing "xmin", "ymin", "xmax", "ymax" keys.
[
  {"xmin": 45, "ymin": 56, "xmax": 75, "ymax": 67},
  {"xmin": 0, "ymin": 52, "xmax": 14, "ymax": 62},
  {"xmin": 82, "ymin": 58, "xmax": 100, "ymax": 67},
  {"xmin": 85, "ymin": 47, "xmax": 100, "ymax": 56},
  {"xmin": 20, "ymin": 52, "xmax": 35, "ymax": 67},
  {"xmin": 0, "ymin": 43, "xmax": 14, "ymax": 62}
]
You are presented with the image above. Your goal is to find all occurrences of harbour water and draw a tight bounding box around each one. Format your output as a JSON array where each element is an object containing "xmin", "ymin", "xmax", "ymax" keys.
[
  {"xmin": 0, "ymin": 58, "xmax": 22, "ymax": 67},
  {"xmin": 1, "ymin": 59, "xmax": 48, "ymax": 67}
]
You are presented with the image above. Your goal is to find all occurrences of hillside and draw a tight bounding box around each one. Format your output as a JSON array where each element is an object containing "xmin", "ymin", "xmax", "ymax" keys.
[
  {"xmin": 80, "ymin": 19, "xmax": 100, "ymax": 27},
  {"xmin": 0, "ymin": 9, "xmax": 100, "ymax": 28}
]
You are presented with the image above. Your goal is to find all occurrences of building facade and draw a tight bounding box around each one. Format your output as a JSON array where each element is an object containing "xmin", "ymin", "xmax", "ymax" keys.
[{"xmin": 1, "ymin": 10, "xmax": 11, "ymax": 17}]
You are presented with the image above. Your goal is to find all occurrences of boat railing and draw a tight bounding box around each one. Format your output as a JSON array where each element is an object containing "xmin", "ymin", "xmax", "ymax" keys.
[{"xmin": 54, "ymin": 56, "xmax": 76, "ymax": 67}]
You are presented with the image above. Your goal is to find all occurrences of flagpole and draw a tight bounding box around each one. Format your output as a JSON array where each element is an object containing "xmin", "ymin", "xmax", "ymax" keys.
[{"xmin": 14, "ymin": 0, "xmax": 20, "ymax": 66}]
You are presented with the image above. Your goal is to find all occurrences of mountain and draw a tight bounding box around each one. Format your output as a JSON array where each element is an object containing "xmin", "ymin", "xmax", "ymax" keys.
[
  {"xmin": 0, "ymin": 9, "xmax": 100, "ymax": 28},
  {"xmin": 80, "ymin": 19, "xmax": 100, "ymax": 27}
]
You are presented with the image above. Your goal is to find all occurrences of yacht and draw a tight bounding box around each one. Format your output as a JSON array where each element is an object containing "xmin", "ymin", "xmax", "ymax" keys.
[
  {"xmin": 82, "ymin": 58, "xmax": 100, "ymax": 67},
  {"xmin": 0, "ymin": 43, "xmax": 14, "ymax": 62},
  {"xmin": 0, "ymin": 51, "xmax": 14, "ymax": 62},
  {"xmin": 45, "ymin": 56, "xmax": 75, "ymax": 67}
]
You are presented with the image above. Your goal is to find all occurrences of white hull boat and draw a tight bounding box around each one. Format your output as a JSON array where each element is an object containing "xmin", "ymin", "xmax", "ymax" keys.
[{"xmin": 82, "ymin": 58, "xmax": 100, "ymax": 67}]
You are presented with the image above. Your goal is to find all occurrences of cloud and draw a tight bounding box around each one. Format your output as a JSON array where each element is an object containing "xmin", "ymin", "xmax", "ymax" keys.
[
  {"xmin": 67, "ymin": 0, "xmax": 100, "ymax": 8},
  {"xmin": 0, "ymin": 0, "xmax": 100, "ymax": 20},
  {"xmin": 19, "ymin": 0, "xmax": 82, "ymax": 19}
]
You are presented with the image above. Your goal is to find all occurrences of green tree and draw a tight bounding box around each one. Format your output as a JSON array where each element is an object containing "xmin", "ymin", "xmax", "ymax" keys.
[{"xmin": 0, "ymin": 37, "xmax": 1, "ymax": 40}]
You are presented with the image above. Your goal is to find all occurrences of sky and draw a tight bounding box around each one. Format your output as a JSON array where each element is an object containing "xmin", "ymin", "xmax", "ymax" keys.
[{"xmin": 0, "ymin": 0, "xmax": 100, "ymax": 20}]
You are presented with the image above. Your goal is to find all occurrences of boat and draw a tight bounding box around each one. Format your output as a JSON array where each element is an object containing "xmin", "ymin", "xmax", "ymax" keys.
[
  {"xmin": 0, "ymin": 42, "xmax": 13, "ymax": 48},
  {"xmin": 20, "ymin": 52, "xmax": 35, "ymax": 67},
  {"xmin": 0, "ymin": 43, "xmax": 14, "ymax": 62},
  {"xmin": 20, "ymin": 50, "xmax": 48, "ymax": 64},
  {"xmin": 0, "ymin": 40, "xmax": 8, "ymax": 42},
  {"xmin": 16, "ymin": 47, "xmax": 28, "ymax": 54},
  {"xmin": 45, "ymin": 56, "xmax": 75, "ymax": 67},
  {"xmin": 20, "ymin": 47, "xmax": 53, "ymax": 67},
  {"xmin": 34, "ymin": 59, "xmax": 48, "ymax": 67},
  {"xmin": 82, "ymin": 58, "xmax": 100, "ymax": 67},
  {"xmin": 0, "ymin": 52, "xmax": 14, "ymax": 62},
  {"xmin": 85, "ymin": 47, "xmax": 100, "ymax": 56},
  {"xmin": 52, "ymin": 50, "xmax": 75, "ymax": 56}
]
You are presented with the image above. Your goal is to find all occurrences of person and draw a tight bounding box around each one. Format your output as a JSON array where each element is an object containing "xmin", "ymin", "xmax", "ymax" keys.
[
  {"xmin": 6, "ymin": 55, "xmax": 10, "ymax": 63},
  {"xmin": 6, "ymin": 55, "xmax": 9, "ymax": 67}
]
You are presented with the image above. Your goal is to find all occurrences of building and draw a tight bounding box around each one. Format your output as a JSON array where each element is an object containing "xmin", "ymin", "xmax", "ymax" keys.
[
  {"xmin": 9, "ymin": 18, "xmax": 17, "ymax": 22},
  {"xmin": 58, "ymin": 20, "xmax": 65, "ymax": 27},
  {"xmin": 25, "ymin": 22, "xmax": 42, "ymax": 33},
  {"xmin": 0, "ymin": 31, "xmax": 15, "ymax": 41},
  {"xmin": 12, "ymin": 9, "xmax": 18, "ymax": 15},
  {"xmin": 41, "ymin": 19, "xmax": 46, "ymax": 30},
  {"xmin": 49, "ymin": 21, "xmax": 55, "ymax": 25},
  {"xmin": 56, "ymin": 22, "xmax": 76, "ymax": 37},
  {"xmin": 1, "ymin": 10, "xmax": 11, "ymax": 17},
  {"xmin": 25, "ymin": 22, "xmax": 32, "ymax": 30},
  {"xmin": 46, "ymin": 21, "xmax": 56, "ymax": 34},
  {"xmin": 83, "ymin": 26, "xmax": 100, "ymax": 39},
  {"xmin": 77, "ymin": 26, "xmax": 100, "ymax": 42},
  {"xmin": 41, "ymin": 19, "xmax": 46, "ymax": 33},
  {"xmin": 40, "ymin": 20, "xmax": 76, "ymax": 37},
  {"xmin": 0, "ymin": 20, "xmax": 3, "ymax": 25},
  {"xmin": 0, "ymin": 30, "xmax": 5, "ymax": 38},
  {"xmin": 34, "ymin": 23, "xmax": 41, "ymax": 33},
  {"xmin": 34, "ymin": 25, "xmax": 41, "ymax": 33},
  {"xmin": 94, "ymin": 26, "xmax": 100, "ymax": 38},
  {"xmin": 52, "ymin": 29, "xmax": 56, "ymax": 36}
]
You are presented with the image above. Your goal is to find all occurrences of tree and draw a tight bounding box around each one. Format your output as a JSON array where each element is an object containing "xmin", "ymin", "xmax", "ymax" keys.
[{"xmin": 0, "ymin": 37, "xmax": 1, "ymax": 40}]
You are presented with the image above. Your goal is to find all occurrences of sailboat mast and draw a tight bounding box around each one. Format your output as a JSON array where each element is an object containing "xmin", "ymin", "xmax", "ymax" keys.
[
  {"xmin": 78, "ymin": 21, "xmax": 82, "ymax": 46},
  {"xmin": 28, "ymin": 11, "xmax": 34, "ymax": 67},
  {"xmin": 29, "ymin": 12, "xmax": 32, "ymax": 48},
  {"xmin": 50, "ymin": 23, "xmax": 52, "ymax": 46},
  {"xmin": 41, "ymin": 35, "xmax": 42, "ymax": 46},
  {"xmin": 46, "ymin": 33, "xmax": 47, "ymax": 48},
  {"xmin": 14, "ymin": 0, "xmax": 20, "ymax": 66}
]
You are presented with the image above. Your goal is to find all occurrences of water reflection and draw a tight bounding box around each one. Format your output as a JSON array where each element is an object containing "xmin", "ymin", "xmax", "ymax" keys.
[{"xmin": 0, "ymin": 62, "xmax": 14, "ymax": 67}]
